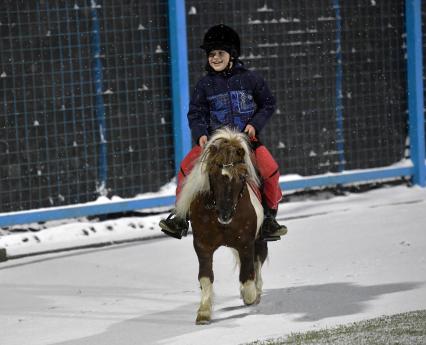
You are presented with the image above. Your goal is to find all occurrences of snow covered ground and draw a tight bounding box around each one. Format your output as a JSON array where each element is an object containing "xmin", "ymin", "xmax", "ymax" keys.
[{"xmin": 1, "ymin": 184, "xmax": 426, "ymax": 345}]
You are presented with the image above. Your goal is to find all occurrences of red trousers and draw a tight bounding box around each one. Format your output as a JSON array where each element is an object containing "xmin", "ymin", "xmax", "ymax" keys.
[{"xmin": 176, "ymin": 143, "xmax": 282, "ymax": 210}]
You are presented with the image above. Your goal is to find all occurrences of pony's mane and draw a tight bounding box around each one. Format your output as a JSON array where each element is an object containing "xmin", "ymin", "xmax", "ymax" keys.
[{"xmin": 175, "ymin": 128, "xmax": 259, "ymax": 219}]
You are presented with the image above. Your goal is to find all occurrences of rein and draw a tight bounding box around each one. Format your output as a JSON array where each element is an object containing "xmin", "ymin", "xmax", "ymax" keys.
[{"xmin": 231, "ymin": 179, "xmax": 246, "ymax": 212}]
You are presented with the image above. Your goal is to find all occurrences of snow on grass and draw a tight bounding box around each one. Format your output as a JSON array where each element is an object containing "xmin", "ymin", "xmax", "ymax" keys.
[{"xmin": 244, "ymin": 310, "xmax": 426, "ymax": 345}]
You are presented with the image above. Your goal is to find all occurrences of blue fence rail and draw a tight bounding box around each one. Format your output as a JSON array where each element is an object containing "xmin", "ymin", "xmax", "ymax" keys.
[
  {"xmin": 0, "ymin": 0, "xmax": 424, "ymax": 228},
  {"xmin": 406, "ymin": 0, "xmax": 426, "ymax": 185}
]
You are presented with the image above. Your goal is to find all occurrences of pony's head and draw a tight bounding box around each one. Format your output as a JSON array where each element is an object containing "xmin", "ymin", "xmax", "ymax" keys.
[
  {"xmin": 204, "ymin": 138, "xmax": 248, "ymax": 224},
  {"xmin": 176, "ymin": 128, "xmax": 259, "ymax": 221}
]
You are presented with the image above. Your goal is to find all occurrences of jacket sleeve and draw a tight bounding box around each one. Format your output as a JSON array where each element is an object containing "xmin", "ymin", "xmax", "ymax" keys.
[
  {"xmin": 248, "ymin": 72, "xmax": 276, "ymax": 133},
  {"xmin": 187, "ymin": 80, "xmax": 210, "ymax": 144}
]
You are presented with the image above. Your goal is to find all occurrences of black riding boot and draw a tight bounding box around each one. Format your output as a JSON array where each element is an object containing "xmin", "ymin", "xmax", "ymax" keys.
[
  {"xmin": 261, "ymin": 208, "xmax": 288, "ymax": 241},
  {"xmin": 159, "ymin": 212, "xmax": 189, "ymax": 240}
]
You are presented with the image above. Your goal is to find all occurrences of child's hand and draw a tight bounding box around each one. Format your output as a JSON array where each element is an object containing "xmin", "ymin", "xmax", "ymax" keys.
[
  {"xmin": 199, "ymin": 135, "xmax": 208, "ymax": 148},
  {"xmin": 244, "ymin": 124, "xmax": 256, "ymax": 138}
]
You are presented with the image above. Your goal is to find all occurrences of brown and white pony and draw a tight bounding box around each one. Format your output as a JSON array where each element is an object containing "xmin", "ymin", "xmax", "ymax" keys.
[{"xmin": 176, "ymin": 128, "xmax": 268, "ymax": 324}]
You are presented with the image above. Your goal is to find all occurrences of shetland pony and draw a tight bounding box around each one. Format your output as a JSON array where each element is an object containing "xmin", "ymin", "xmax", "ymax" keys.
[{"xmin": 176, "ymin": 128, "xmax": 268, "ymax": 324}]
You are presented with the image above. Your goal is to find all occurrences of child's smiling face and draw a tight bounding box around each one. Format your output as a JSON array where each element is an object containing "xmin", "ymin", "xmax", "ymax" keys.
[{"xmin": 208, "ymin": 50, "xmax": 231, "ymax": 72}]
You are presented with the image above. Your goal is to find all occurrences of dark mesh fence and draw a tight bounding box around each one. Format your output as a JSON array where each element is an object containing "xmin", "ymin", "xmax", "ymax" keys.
[
  {"xmin": 186, "ymin": 0, "xmax": 407, "ymax": 176},
  {"xmin": 341, "ymin": 2, "xmax": 407, "ymax": 170},
  {"xmin": 0, "ymin": 0, "xmax": 411, "ymax": 215},
  {"xmin": 98, "ymin": 1, "xmax": 174, "ymax": 198},
  {"xmin": 0, "ymin": 0, "xmax": 174, "ymax": 213}
]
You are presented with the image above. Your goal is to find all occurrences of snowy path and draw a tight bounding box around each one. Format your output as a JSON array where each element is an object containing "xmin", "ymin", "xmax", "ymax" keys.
[{"xmin": 1, "ymin": 185, "xmax": 426, "ymax": 345}]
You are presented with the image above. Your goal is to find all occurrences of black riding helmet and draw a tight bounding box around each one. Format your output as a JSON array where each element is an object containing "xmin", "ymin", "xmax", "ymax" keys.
[{"xmin": 200, "ymin": 24, "xmax": 241, "ymax": 58}]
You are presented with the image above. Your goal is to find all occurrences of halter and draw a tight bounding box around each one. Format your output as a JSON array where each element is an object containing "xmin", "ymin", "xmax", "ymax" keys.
[
  {"xmin": 221, "ymin": 161, "xmax": 242, "ymax": 168},
  {"xmin": 207, "ymin": 160, "xmax": 247, "ymax": 216},
  {"xmin": 216, "ymin": 160, "xmax": 246, "ymax": 180}
]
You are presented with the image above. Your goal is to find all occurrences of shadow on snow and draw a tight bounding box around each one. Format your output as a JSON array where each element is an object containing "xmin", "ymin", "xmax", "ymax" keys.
[{"xmin": 48, "ymin": 281, "xmax": 422, "ymax": 344}]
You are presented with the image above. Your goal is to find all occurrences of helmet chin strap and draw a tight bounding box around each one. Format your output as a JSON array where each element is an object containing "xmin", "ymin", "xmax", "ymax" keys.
[{"xmin": 225, "ymin": 60, "xmax": 233, "ymax": 71}]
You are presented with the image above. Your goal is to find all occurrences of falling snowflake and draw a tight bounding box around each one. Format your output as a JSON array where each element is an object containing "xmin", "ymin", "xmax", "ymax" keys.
[
  {"xmin": 138, "ymin": 84, "xmax": 149, "ymax": 91},
  {"xmin": 188, "ymin": 6, "xmax": 197, "ymax": 15},
  {"xmin": 138, "ymin": 24, "xmax": 146, "ymax": 31},
  {"xmin": 155, "ymin": 45, "xmax": 164, "ymax": 54}
]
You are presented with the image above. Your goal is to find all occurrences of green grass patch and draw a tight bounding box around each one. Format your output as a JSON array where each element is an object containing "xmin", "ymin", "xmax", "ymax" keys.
[{"xmin": 244, "ymin": 310, "xmax": 426, "ymax": 345}]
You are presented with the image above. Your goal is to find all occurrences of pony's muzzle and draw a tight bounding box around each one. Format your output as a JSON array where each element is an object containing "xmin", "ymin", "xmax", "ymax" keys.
[
  {"xmin": 216, "ymin": 205, "xmax": 235, "ymax": 225},
  {"xmin": 217, "ymin": 216, "xmax": 232, "ymax": 225}
]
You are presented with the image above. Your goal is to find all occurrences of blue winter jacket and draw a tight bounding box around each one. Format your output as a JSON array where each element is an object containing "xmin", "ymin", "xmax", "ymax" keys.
[{"xmin": 187, "ymin": 61, "xmax": 276, "ymax": 143}]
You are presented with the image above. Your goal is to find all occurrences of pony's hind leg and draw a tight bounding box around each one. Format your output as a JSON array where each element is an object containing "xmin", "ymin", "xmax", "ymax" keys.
[
  {"xmin": 240, "ymin": 279, "xmax": 257, "ymax": 305},
  {"xmin": 254, "ymin": 239, "xmax": 268, "ymax": 304}
]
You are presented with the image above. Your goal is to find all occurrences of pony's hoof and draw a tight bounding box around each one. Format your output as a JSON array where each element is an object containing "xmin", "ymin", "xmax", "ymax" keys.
[
  {"xmin": 254, "ymin": 295, "xmax": 261, "ymax": 305},
  {"xmin": 243, "ymin": 298, "xmax": 257, "ymax": 306},
  {"xmin": 195, "ymin": 314, "xmax": 211, "ymax": 325},
  {"xmin": 241, "ymin": 280, "xmax": 257, "ymax": 305},
  {"xmin": 242, "ymin": 293, "xmax": 258, "ymax": 305}
]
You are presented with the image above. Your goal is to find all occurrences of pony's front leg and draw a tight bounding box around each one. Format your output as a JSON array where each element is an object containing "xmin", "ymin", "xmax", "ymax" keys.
[
  {"xmin": 194, "ymin": 243, "xmax": 215, "ymax": 325},
  {"xmin": 196, "ymin": 276, "xmax": 213, "ymax": 325},
  {"xmin": 238, "ymin": 246, "xmax": 257, "ymax": 305}
]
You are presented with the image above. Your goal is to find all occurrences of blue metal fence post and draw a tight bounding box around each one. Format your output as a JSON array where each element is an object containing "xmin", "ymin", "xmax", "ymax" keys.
[
  {"xmin": 90, "ymin": 0, "xmax": 108, "ymax": 194},
  {"xmin": 333, "ymin": 0, "xmax": 345, "ymax": 173},
  {"xmin": 168, "ymin": 0, "xmax": 191, "ymax": 173},
  {"xmin": 406, "ymin": 0, "xmax": 426, "ymax": 187}
]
